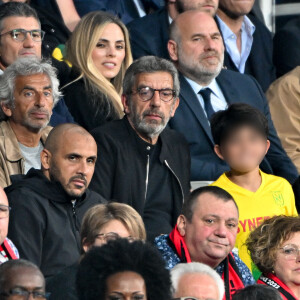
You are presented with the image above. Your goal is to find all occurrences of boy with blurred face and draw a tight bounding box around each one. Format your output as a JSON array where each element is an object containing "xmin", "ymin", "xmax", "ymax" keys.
[{"xmin": 211, "ymin": 103, "xmax": 297, "ymax": 276}]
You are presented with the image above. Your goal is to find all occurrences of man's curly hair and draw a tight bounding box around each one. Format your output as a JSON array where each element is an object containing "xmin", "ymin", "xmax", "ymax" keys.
[{"xmin": 76, "ymin": 239, "xmax": 171, "ymax": 300}]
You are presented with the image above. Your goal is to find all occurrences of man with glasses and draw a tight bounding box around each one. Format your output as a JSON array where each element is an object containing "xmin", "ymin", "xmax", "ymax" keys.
[
  {"xmin": 0, "ymin": 187, "xmax": 18, "ymax": 264},
  {"xmin": 170, "ymin": 262, "xmax": 225, "ymax": 300},
  {"xmin": 0, "ymin": 259, "xmax": 50, "ymax": 300},
  {"xmin": 0, "ymin": 2, "xmax": 74, "ymax": 126},
  {"xmin": 90, "ymin": 56, "xmax": 191, "ymax": 242}
]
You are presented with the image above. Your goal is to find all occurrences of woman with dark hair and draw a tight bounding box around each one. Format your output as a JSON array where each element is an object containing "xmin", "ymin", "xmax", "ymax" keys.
[
  {"xmin": 246, "ymin": 215, "xmax": 300, "ymax": 300},
  {"xmin": 77, "ymin": 239, "xmax": 172, "ymax": 300},
  {"xmin": 232, "ymin": 285, "xmax": 282, "ymax": 300}
]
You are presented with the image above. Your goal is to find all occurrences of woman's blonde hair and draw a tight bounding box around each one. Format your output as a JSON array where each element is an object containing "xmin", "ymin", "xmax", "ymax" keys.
[
  {"xmin": 80, "ymin": 203, "xmax": 146, "ymax": 254},
  {"xmin": 246, "ymin": 215, "xmax": 300, "ymax": 274},
  {"xmin": 65, "ymin": 11, "xmax": 132, "ymax": 117}
]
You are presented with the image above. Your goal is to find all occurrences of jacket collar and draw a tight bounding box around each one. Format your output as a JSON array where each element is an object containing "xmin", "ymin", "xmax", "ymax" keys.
[
  {"xmin": 122, "ymin": 116, "xmax": 174, "ymax": 164},
  {"xmin": 0, "ymin": 121, "xmax": 52, "ymax": 162},
  {"xmin": 179, "ymin": 73, "xmax": 214, "ymax": 144},
  {"xmin": 6, "ymin": 168, "xmax": 88, "ymax": 204}
]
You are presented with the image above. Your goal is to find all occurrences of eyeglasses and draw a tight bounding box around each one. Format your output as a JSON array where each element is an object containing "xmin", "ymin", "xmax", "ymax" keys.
[
  {"xmin": 0, "ymin": 29, "xmax": 45, "ymax": 42},
  {"xmin": 0, "ymin": 288, "xmax": 51, "ymax": 299},
  {"xmin": 279, "ymin": 244, "xmax": 300, "ymax": 260},
  {"xmin": 95, "ymin": 232, "xmax": 136, "ymax": 243},
  {"xmin": 132, "ymin": 87, "xmax": 176, "ymax": 102},
  {"xmin": 0, "ymin": 205, "xmax": 11, "ymax": 219}
]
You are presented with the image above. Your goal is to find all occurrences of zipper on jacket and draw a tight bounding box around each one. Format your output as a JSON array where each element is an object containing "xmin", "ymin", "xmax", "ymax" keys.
[
  {"xmin": 144, "ymin": 154, "xmax": 150, "ymax": 202},
  {"xmin": 164, "ymin": 160, "xmax": 184, "ymax": 204},
  {"xmin": 71, "ymin": 200, "xmax": 80, "ymax": 232}
]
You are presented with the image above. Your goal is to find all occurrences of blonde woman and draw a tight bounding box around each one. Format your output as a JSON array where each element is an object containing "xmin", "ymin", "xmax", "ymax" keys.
[
  {"xmin": 63, "ymin": 11, "xmax": 132, "ymax": 131},
  {"xmin": 47, "ymin": 202, "xmax": 146, "ymax": 300}
]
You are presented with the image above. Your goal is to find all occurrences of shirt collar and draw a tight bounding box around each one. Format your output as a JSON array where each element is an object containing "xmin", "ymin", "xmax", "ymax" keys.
[
  {"xmin": 216, "ymin": 15, "xmax": 255, "ymax": 40},
  {"xmin": 184, "ymin": 76, "xmax": 223, "ymax": 99}
]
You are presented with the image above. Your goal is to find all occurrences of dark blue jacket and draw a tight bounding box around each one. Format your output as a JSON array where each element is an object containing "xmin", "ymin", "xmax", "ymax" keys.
[
  {"xmin": 169, "ymin": 70, "xmax": 298, "ymax": 184},
  {"xmin": 128, "ymin": 8, "xmax": 275, "ymax": 91}
]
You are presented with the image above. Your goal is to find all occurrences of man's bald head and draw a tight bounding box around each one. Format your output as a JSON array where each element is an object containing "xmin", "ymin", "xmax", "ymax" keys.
[
  {"xmin": 44, "ymin": 123, "xmax": 95, "ymax": 154},
  {"xmin": 42, "ymin": 124, "xmax": 97, "ymax": 198},
  {"xmin": 170, "ymin": 10, "xmax": 219, "ymax": 43},
  {"xmin": 168, "ymin": 10, "xmax": 224, "ymax": 86}
]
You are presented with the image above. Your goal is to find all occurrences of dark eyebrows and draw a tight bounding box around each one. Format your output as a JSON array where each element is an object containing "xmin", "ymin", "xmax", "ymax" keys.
[
  {"xmin": 211, "ymin": 32, "xmax": 222, "ymax": 37},
  {"xmin": 43, "ymin": 85, "xmax": 52, "ymax": 90}
]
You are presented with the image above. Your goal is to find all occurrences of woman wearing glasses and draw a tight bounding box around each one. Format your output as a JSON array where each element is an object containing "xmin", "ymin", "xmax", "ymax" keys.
[
  {"xmin": 46, "ymin": 202, "xmax": 146, "ymax": 300},
  {"xmin": 62, "ymin": 10, "xmax": 132, "ymax": 131},
  {"xmin": 246, "ymin": 215, "xmax": 300, "ymax": 300}
]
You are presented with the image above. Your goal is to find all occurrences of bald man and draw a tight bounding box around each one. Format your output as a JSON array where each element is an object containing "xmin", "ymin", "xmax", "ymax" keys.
[
  {"xmin": 167, "ymin": 10, "xmax": 298, "ymax": 184},
  {"xmin": 5, "ymin": 124, "xmax": 106, "ymax": 279}
]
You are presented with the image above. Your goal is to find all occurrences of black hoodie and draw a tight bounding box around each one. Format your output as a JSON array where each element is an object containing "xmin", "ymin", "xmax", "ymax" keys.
[{"xmin": 5, "ymin": 169, "xmax": 106, "ymax": 279}]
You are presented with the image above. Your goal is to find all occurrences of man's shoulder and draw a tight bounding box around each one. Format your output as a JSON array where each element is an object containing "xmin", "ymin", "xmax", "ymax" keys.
[
  {"xmin": 127, "ymin": 7, "xmax": 167, "ymax": 30},
  {"xmin": 85, "ymin": 189, "xmax": 107, "ymax": 204},
  {"xmin": 161, "ymin": 127, "xmax": 189, "ymax": 146},
  {"xmin": 154, "ymin": 234, "xmax": 180, "ymax": 270},
  {"xmin": 91, "ymin": 118, "xmax": 129, "ymax": 142}
]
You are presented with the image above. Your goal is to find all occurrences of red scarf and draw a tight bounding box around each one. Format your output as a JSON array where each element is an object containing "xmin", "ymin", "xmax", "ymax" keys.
[
  {"xmin": 258, "ymin": 273, "xmax": 298, "ymax": 300},
  {"xmin": 169, "ymin": 226, "xmax": 245, "ymax": 300},
  {"xmin": 0, "ymin": 239, "xmax": 18, "ymax": 261}
]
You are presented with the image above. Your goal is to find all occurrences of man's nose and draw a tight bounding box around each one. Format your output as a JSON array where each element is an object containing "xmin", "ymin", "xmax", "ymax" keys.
[
  {"xmin": 150, "ymin": 90, "xmax": 161, "ymax": 107},
  {"xmin": 214, "ymin": 222, "xmax": 228, "ymax": 237},
  {"xmin": 23, "ymin": 32, "xmax": 35, "ymax": 48}
]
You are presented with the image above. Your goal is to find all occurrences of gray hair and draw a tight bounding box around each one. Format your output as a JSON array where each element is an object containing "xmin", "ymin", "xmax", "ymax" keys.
[
  {"xmin": 123, "ymin": 56, "xmax": 180, "ymax": 99},
  {"xmin": 171, "ymin": 263, "xmax": 225, "ymax": 300},
  {"xmin": 0, "ymin": 2, "xmax": 40, "ymax": 33},
  {"xmin": 0, "ymin": 57, "xmax": 62, "ymax": 121},
  {"xmin": 0, "ymin": 259, "xmax": 44, "ymax": 291}
]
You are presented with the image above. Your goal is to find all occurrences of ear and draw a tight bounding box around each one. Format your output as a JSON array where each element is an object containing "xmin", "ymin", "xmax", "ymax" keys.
[
  {"xmin": 168, "ymin": 40, "xmax": 178, "ymax": 62},
  {"xmin": 177, "ymin": 215, "xmax": 187, "ymax": 237},
  {"xmin": 214, "ymin": 144, "xmax": 225, "ymax": 161},
  {"xmin": 121, "ymin": 94, "xmax": 130, "ymax": 115},
  {"xmin": 1, "ymin": 102, "xmax": 12, "ymax": 117},
  {"xmin": 40, "ymin": 149, "xmax": 51, "ymax": 170},
  {"xmin": 82, "ymin": 238, "xmax": 90, "ymax": 253},
  {"xmin": 265, "ymin": 140, "xmax": 270, "ymax": 154},
  {"xmin": 170, "ymin": 97, "xmax": 180, "ymax": 117}
]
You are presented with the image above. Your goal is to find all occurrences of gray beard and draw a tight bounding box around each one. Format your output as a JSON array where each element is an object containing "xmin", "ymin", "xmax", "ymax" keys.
[{"xmin": 178, "ymin": 51, "xmax": 224, "ymax": 85}]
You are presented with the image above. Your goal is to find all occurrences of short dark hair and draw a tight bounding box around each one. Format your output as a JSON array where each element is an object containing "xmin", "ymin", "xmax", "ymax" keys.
[
  {"xmin": 0, "ymin": 2, "xmax": 40, "ymax": 32},
  {"xmin": 182, "ymin": 186, "xmax": 238, "ymax": 222},
  {"xmin": 0, "ymin": 259, "xmax": 44, "ymax": 293},
  {"xmin": 210, "ymin": 103, "xmax": 269, "ymax": 146},
  {"xmin": 76, "ymin": 239, "xmax": 171, "ymax": 300},
  {"xmin": 232, "ymin": 284, "xmax": 282, "ymax": 300}
]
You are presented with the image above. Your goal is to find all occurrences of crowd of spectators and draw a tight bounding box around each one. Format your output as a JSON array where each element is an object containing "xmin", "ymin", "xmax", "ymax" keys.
[{"xmin": 0, "ymin": 0, "xmax": 299, "ymax": 299}]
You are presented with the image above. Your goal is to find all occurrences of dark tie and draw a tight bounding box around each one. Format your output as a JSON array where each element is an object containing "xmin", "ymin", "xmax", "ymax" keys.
[{"xmin": 199, "ymin": 88, "xmax": 215, "ymax": 120}]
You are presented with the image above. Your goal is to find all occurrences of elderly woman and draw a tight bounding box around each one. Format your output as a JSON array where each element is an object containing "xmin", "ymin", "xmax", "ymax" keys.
[
  {"xmin": 47, "ymin": 203, "xmax": 146, "ymax": 300},
  {"xmin": 77, "ymin": 239, "xmax": 171, "ymax": 300},
  {"xmin": 246, "ymin": 215, "xmax": 300, "ymax": 300}
]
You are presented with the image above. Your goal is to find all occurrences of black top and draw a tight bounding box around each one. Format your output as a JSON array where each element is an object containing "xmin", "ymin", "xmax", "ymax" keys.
[
  {"xmin": 46, "ymin": 263, "xmax": 78, "ymax": 300},
  {"xmin": 90, "ymin": 117, "xmax": 191, "ymax": 237},
  {"xmin": 134, "ymin": 136, "xmax": 173, "ymax": 241},
  {"xmin": 62, "ymin": 69, "xmax": 120, "ymax": 131},
  {"xmin": 5, "ymin": 169, "xmax": 106, "ymax": 279}
]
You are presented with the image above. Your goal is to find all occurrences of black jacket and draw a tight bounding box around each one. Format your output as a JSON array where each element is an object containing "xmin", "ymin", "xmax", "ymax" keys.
[
  {"xmin": 6, "ymin": 169, "xmax": 106, "ymax": 279},
  {"xmin": 220, "ymin": 14, "xmax": 276, "ymax": 92},
  {"xmin": 62, "ymin": 69, "xmax": 120, "ymax": 131},
  {"xmin": 90, "ymin": 117, "xmax": 191, "ymax": 229},
  {"xmin": 46, "ymin": 263, "xmax": 78, "ymax": 300}
]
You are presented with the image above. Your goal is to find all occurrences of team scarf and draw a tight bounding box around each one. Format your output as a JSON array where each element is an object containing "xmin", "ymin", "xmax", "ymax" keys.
[
  {"xmin": 169, "ymin": 226, "xmax": 245, "ymax": 300},
  {"xmin": 258, "ymin": 273, "xmax": 298, "ymax": 300},
  {"xmin": 0, "ymin": 239, "xmax": 18, "ymax": 263}
]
